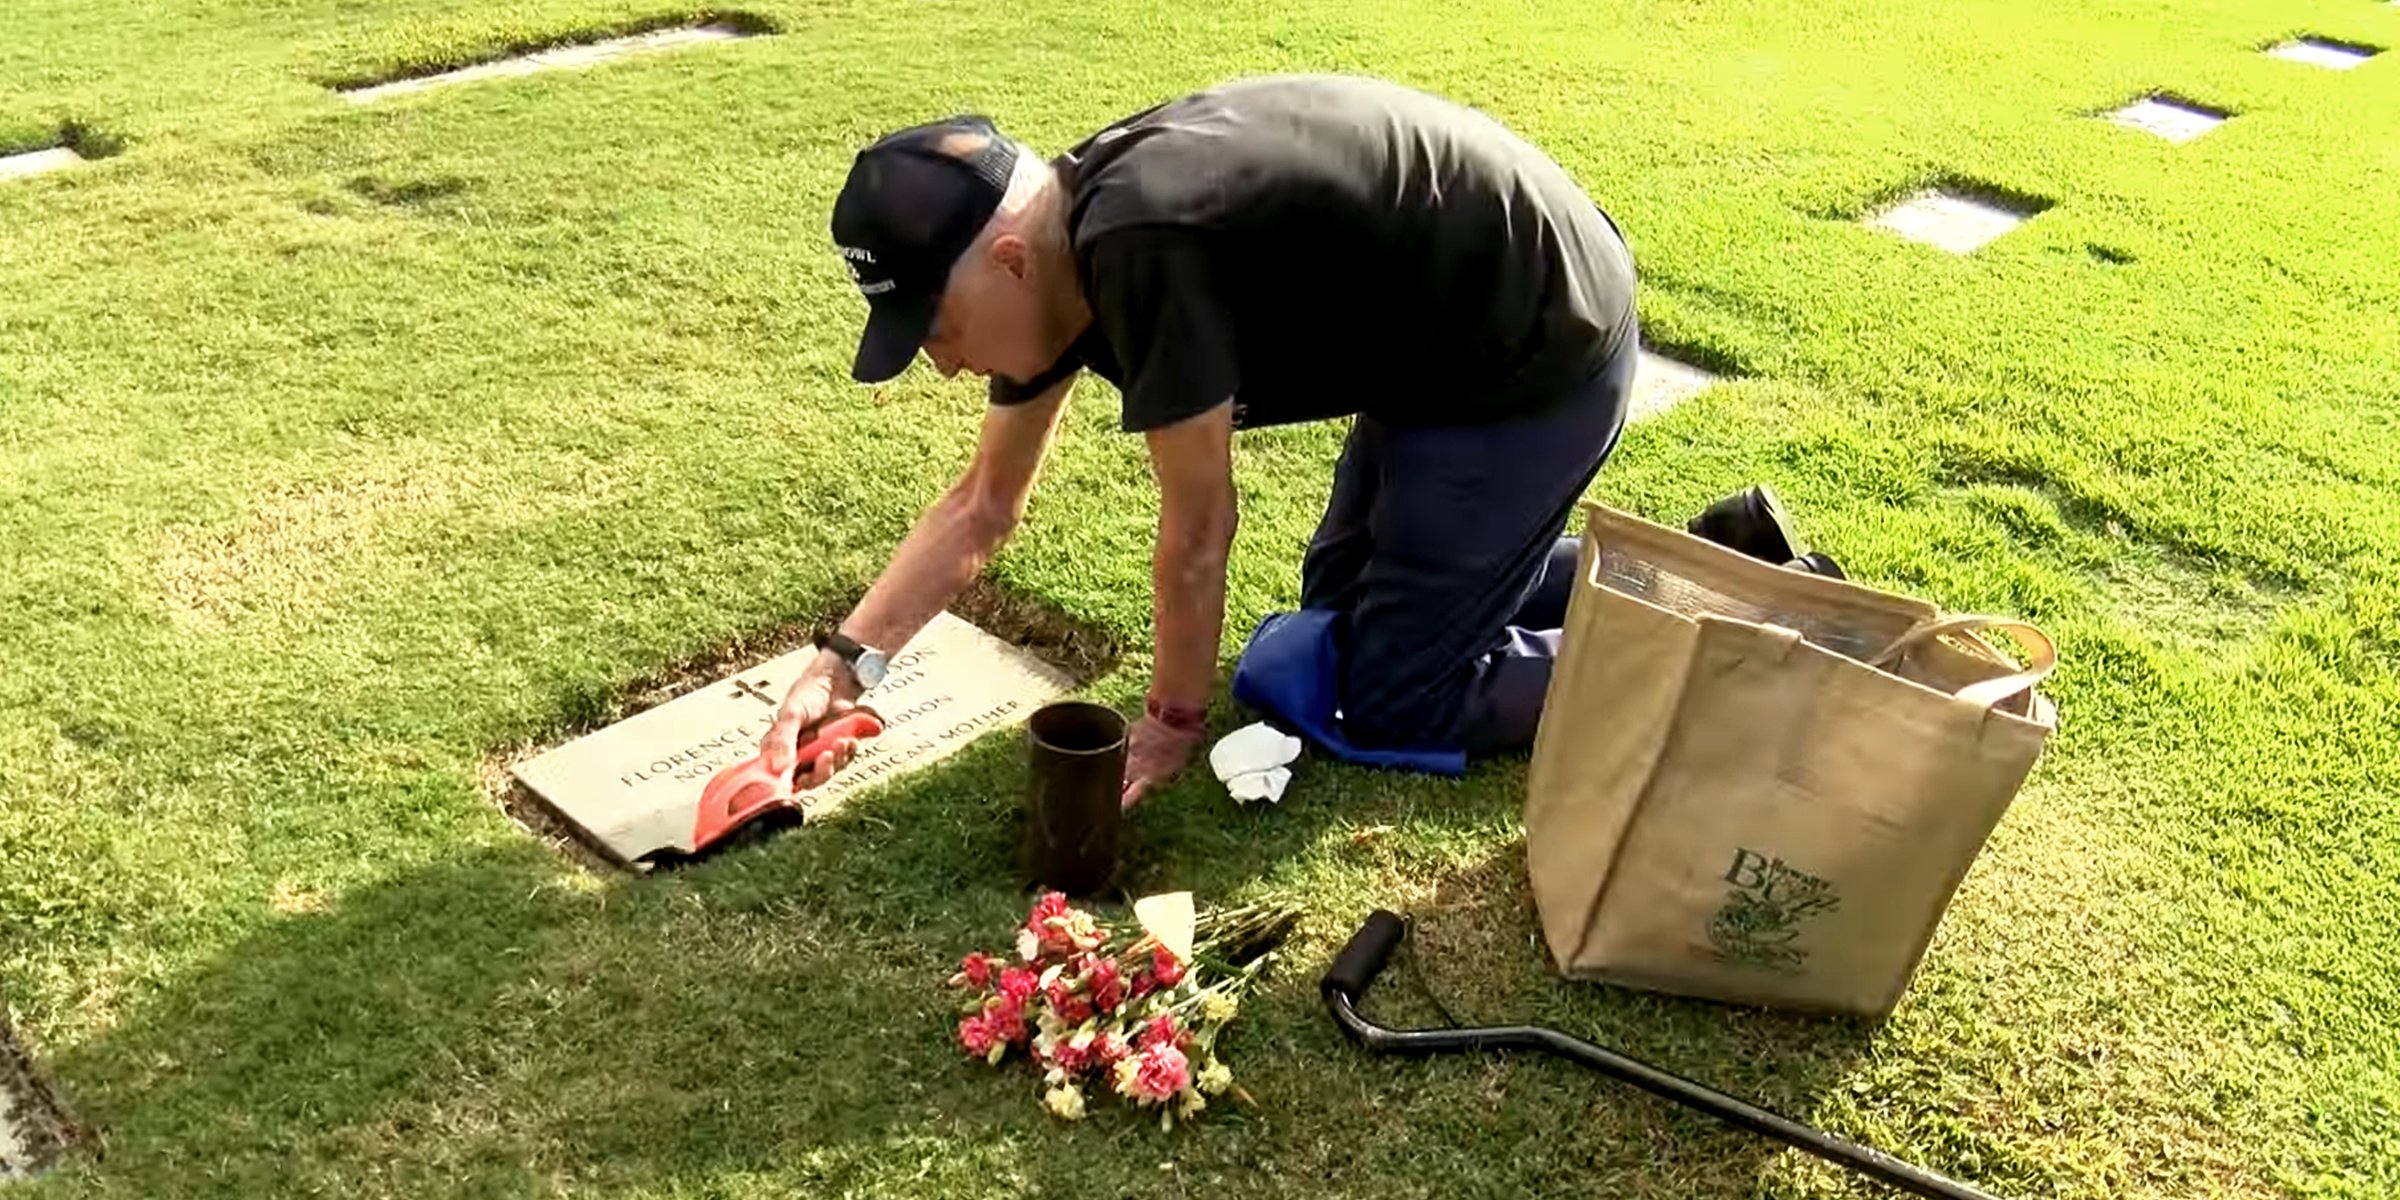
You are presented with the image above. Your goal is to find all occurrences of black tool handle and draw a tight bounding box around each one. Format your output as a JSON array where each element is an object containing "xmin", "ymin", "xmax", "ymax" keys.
[
  {"xmin": 1320, "ymin": 909, "xmax": 1408, "ymax": 1003},
  {"xmin": 1319, "ymin": 911, "xmax": 2006, "ymax": 1200}
]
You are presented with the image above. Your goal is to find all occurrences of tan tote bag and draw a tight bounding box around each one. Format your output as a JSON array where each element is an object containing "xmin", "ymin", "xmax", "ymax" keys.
[{"xmin": 1524, "ymin": 503, "xmax": 2058, "ymax": 1017}]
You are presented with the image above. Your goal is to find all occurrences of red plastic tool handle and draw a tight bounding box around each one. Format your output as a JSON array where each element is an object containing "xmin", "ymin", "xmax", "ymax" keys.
[
  {"xmin": 791, "ymin": 709, "xmax": 885, "ymax": 773},
  {"xmin": 689, "ymin": 710, "xmax": 885, "ymax": 852}
]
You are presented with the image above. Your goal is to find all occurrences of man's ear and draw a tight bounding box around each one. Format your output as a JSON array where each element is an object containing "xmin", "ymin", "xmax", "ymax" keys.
[{"xmin": 988, "ymin": 232, "xmax": 1032, "ymax": 280}]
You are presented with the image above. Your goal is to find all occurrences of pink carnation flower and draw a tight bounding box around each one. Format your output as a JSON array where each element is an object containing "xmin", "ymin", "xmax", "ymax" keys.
[
  {"xmin": 1023, "ymin": 892, "xmax": 1107, "ymax": 959},
  {"xmin": 1079, "ymin": 955, "xmax": 1127, "ymax": 1015},
  {"xmin": 985, "ymin": 996, "xmax": 1029, "ymax": 1046},
  {"xmin": 1151, "ymin": 946, "xmax": 1187, "ymax": 987},
  {"xmin": 1043, "ymin": 1031, "xmax": 1095, "ymax": 1077},
  {"xmin": 951, "ymin": 951, "xmax": 993, "ymax": 989},
  {"xmin": 958, "ymin": 1013, "xmax": 998, "ymax": 1058},
  {"xmin": 1045, "ymin": 977, "xmax": 1095, "ymax": 1026},
  {"xmin": 1120, "ymin": 1042, "xmax": 1189, "ymax": 1103},
  {"xmin": 1139, "ymin": 1013, "xmax": 1184, "ymax": 1052},
  {"xmin": 1025, "ymin": 892, "xmax": 1072, "ymax": 931},
  {"xmin": 997, "ymin": 966, "xmax": 1038, "ymax": 1005}
]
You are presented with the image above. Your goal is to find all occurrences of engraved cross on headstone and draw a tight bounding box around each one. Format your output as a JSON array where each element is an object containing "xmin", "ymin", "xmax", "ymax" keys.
[{"xmin": 729, "ymin": 679, "xmax": 777, "ymax": 706}]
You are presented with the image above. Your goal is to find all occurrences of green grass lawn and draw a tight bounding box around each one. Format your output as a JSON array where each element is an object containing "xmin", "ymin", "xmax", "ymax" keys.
[{"xmin": 4, "ymin": 0, "xmax": 2397, "ymax": 1195}]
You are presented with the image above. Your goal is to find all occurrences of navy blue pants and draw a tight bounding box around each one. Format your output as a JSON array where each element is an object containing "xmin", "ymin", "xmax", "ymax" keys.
[{"xmin": 1300, "ymin": 328, "xmax": 1637, "ymax": 754}]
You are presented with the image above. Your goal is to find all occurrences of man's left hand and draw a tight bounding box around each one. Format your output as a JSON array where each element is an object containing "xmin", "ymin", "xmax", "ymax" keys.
[{"xmin": 1121, "ymin": 714, "xmax": 1206, "ymax": 809}]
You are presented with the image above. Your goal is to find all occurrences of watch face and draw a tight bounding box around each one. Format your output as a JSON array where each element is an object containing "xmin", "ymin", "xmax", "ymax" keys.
[{"xmin": 853, "ymin": 649, "xmax": 889, "ymax": 689}]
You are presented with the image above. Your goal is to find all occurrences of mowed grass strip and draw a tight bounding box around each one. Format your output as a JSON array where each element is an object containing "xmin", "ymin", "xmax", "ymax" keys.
[{"xmin": 1, "ymin": 0, "xmax": 2396, "ymax": 1196}]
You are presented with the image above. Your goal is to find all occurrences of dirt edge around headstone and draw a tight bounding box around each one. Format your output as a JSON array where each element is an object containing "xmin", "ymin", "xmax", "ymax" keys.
[
  {"xmin": 947, "ymin": 579, "xmax": 1123, "ymax": 685},
  {"xmin": 483, "ymin": 578, "xmax": 1121, "ymax": 872}
]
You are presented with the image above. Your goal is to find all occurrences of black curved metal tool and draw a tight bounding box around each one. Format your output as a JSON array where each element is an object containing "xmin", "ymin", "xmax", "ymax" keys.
[{"xmin": 1320, "ymin": 910, "xmax": 2005, "ymax": 1200}]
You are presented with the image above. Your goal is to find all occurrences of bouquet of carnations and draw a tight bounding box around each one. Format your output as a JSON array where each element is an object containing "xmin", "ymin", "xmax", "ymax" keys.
[{"xmin": 947, "ymin": 890, "xmax": 1300, "ymax": 1127}]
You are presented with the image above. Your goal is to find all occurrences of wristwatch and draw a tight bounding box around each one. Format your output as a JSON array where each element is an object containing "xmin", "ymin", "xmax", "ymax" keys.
[{"xmin": 814, "ymin": 630, "xmax": 890, "ymax": 690}]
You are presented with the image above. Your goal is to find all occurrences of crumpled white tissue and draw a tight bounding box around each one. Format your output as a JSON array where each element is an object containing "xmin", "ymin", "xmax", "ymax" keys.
[
  {"xmin": 1210, "ymin": 722, "xmax": 1301, "ymax": 804},
  {"xmin": 1225, "ymin": 765, "xmax": 1292, "ymax": 803}
]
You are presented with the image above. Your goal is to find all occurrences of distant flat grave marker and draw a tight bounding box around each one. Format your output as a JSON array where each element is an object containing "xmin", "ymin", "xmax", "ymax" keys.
[
  {"xmin": 1631, "ymin": 350, "xmax": 1722, "ymax": 421},
  {"xmin": 1866, "ymin": 188, "xmax": 2043, "ymax": 254},
  {"xmin": 0, "ymin": 146, "xmax": 82, "ymax": 181},
  {"xmin": 2105, "ymin": 96, "xmax": 2229, "ymax": 143},
  {"xmin": 2264, "ymin": 38, "xmax": 2380, "ymax": 70},
  {"xmin": 0, "ymin": 1090, "xmax": 31, "ymax": 1180},
  {"xmin": 513, "ymin": 610, "xmax": 1073, "ymax": 864},
  {"xmin": 1, "ymin": 1021, "xmax": 66, "ymax": 1181},
  {"xmin": 340, "ymin": 22, "xmax": 757, "ymax": 103}
]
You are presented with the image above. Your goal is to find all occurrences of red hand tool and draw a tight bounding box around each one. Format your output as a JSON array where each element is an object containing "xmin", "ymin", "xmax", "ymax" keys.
[{"xmin": 689, "ymin": 709, "xmax": 884, "ymax": 852}]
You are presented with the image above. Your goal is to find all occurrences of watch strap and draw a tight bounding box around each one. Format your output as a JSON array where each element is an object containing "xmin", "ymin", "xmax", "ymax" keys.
[{"xmin": 815, "ymin": 630, "xmax": 869, "ymax": 664}]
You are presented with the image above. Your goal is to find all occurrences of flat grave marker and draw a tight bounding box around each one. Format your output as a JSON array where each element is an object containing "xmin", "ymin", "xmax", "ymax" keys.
[
  {"xmin": 1866, "ymin": 188, "xmax": 2039, "ymax": 254},
  {"xmin": 0, "ymin": 1095, "xmax": 30, "ymax": 1181},
  {"xmin": 341, "ymin": 23, "xmax": 756, "ymax": 103},
  {"xmin": 2264, "ymin": 38, "xmax": 2379, "ymax": 70},
  {"xmin": 1630, "ymin": 350, "xmax": 1722, "ymax": 421},
  {"xmin": 0, "ymin": 1023, "xmax": 65, "ymax": 1182},
  {"xmin": 2105, "ymin": 96, "xmax": 2229, "ymax": 143},
  {"xmin": 0, "ymin": 147, "xmax": 82, "ymax": 181},
  {"xmin": 513, "ymin": 610, "xmax": 1074, "ymax": 864}
]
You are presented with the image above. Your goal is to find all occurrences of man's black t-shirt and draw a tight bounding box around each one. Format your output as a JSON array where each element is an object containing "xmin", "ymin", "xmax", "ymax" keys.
[{"xmin": 991, "ymin": 75, "xmax": 1637, "ymax": 432}]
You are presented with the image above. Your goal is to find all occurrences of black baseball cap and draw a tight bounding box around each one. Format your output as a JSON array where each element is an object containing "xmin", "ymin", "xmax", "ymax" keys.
[{"xmin": 830, "ymin": 115, "xmax": 1021, "ymax": 383}]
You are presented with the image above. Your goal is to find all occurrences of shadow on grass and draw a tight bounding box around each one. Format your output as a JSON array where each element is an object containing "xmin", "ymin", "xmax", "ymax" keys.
[
  {"xmin": 1372, "ymin": 840, "xmax": 1885, "ymax": 1193},
  {"xmin": 53, "ymin": 723, "xmax": 1889, "ymax": 1198}
]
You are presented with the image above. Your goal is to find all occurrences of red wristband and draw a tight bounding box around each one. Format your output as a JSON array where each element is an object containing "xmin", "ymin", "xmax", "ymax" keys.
[{"xmin": 1145, "ymin": 695, "xmax": 1208, "ymax": 735}]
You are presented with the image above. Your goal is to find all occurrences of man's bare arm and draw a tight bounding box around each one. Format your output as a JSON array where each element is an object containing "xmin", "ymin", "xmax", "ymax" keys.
[
  {"xmin": 1142, "ymin": 400, "xmax": 1239, "ymax": 710},
  {"xmin": 840, "ymin": 375, "xmax": 1078, "ymax": 652},
  {"xmin": 1115, "ymin": 399, "xmax": 1237, "ymax": 807},
  {"xmin": 764, "ymin": 374, "xmax": 1076, "ymax": 777}
]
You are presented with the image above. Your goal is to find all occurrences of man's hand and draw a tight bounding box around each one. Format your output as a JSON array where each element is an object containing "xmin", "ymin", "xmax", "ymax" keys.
[
  {"xmin": 761, "ymin": 652, "xmax": 867, "ymax": 790},
  {"xmin": 1121, "ymin": 713, "xmax": 1206, "ymax": 809}
]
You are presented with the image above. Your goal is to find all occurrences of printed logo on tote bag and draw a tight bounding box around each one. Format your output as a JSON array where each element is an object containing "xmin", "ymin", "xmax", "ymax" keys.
[{"xmin": 1704, "ymin": 849, "xmax": 1839, "ymax": 972}]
